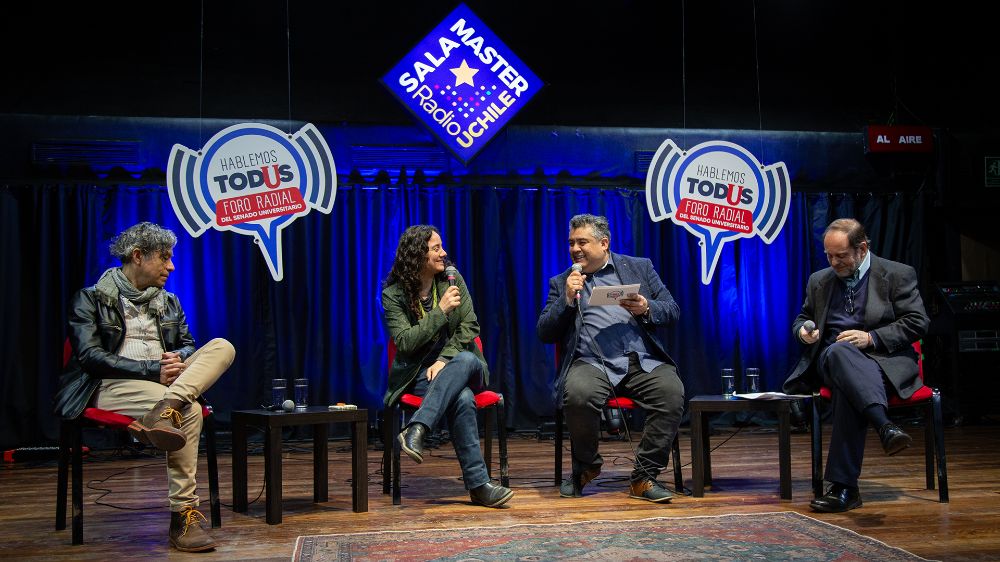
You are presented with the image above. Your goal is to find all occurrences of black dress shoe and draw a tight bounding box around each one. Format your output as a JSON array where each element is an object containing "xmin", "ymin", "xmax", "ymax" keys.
[
  {"xmin": 810, "ymin": 483, "xmax": 862, "ymax": 513},
  {"xmin": 469, "ymin": 482, "xmax": 514, "ymax": 507},
  {"xmin": 397, "ymin": 423, "xmax": 427, "ymax": 464},
  {"xmin": 878, "ymin": 422, "xmax": 912, "ymax": 456}
]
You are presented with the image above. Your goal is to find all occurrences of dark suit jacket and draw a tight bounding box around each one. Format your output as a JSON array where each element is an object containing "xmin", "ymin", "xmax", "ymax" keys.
[
  {"xmin": 782, "ymin": 254, "xmax": 929, "ymax": 399},
  {"xmin": 537, "ymin": 252, "xmax": 680, "ymax": 399}
]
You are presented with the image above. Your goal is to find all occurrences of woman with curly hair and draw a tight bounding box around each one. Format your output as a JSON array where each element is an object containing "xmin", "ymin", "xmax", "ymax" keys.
[{"xmin": 381, "ymin": 224, "xmax": 514, "ymax": 507}]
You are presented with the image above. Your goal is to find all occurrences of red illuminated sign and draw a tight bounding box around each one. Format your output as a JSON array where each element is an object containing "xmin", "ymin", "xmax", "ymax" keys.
[{"xmin": 864, "ymin": 125, "xmax": 934, "ymax": 154}]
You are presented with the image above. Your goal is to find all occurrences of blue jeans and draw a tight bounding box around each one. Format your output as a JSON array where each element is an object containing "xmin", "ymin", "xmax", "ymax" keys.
[{"xmin": 407, "ymin": 351, "xmax": 489, "ymax": 489}]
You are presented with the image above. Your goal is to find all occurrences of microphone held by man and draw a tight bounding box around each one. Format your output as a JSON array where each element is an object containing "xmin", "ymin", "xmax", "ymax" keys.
[
  {"xmin": 799, "ymin": 319, "xmax": 819, "ymax": 344},
  {"xmin": 569, "ymin": 263, "xmax": 584, "ymax": 302}
]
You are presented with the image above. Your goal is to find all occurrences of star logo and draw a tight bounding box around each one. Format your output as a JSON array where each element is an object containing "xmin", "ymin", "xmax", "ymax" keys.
[
  {"xmin": 449, "ymin": 59, "xmax": 479, "ymax": 87},
  {"xmin": 381, "ymin": 3, "xmax": 541, "ymax": 164}
]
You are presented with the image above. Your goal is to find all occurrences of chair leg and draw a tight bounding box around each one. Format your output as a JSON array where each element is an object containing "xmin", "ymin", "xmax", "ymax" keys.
[
  {"xmin": 70, "ymin": 420, "xmax": 84, "ymax": 545},
  {"xmin": 497, "ymin": 396, "xmax": 509, "ymax": 488},
  {"xmin": 931, "ymin": 390, "xmax": 949, "ymax": 502},
  {"xmin": 483, "ymin": 404, "xmax": 494, "ymax": 480},
  {"xmin": 392, "ymin": 406, "xmax": 402, "ymax": 505},
  {"xmin": 56, "ymin": 419, "xmax": 70, "ymax": 531},
  {"xmin": 923, "ymin": 401, "xmax": 935, "ymax": 491},
  {"xmin": 671, "ymin": 433, "xmax": 683, "ymax": 492},
  {"xmin": 811, "ymin": 395, "xmax": 823, "ymax": 499},
  {"xmin": 381, "ymin": 410, "xmax": 391, "ymax": 495},
  {"xmin": 204, "ymin": 412, "xmax": 221, "ymax": 528},
  {"xmin": 554, "ymin": 408, "xmax": 563, "ymax": 486}
]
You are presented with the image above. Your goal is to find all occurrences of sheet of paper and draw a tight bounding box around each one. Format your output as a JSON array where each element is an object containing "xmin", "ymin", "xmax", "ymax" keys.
[
  {"xmin": 732, "ymin": 392, "xmax": 812, "ymax": 400},
  {"xmin": 587, "ymin": 284, "xmax": 641, "ymax": 306}
]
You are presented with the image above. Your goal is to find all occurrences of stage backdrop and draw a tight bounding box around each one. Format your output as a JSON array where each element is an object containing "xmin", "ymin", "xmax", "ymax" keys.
[{"xmin": 0, "ymin": 182, "xmax": 924, "ymax": 447}]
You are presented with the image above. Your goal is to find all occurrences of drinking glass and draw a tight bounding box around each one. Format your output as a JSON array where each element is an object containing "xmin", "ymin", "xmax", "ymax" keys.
[
  {"xmin": 745, "ymin": 367, "xmax": 761, "ymax": 394},
  {"xmin": 721, "ymin": 368, "xmax": 735, "ymax": 398},
  {"xmin": 271, "ymin": 378, "xmax": 288, "ymax": 408},
  {"xmin": 293, "ymin": 378, "xmax": 309, "ymax": 410}
]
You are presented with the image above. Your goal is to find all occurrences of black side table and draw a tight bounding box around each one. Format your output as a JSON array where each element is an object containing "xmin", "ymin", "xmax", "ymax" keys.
[
  {"xmin": 231, "ymin": 407, "xmax": 368, "ymax": 524},
  {"xmin": 689, "ymin": 395, "xmax": 793, "ymax": 499}
]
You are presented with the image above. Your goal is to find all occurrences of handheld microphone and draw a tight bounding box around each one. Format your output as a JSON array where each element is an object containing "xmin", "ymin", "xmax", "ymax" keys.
[
  {"xmin": 445, "ymin": 265, "xmax": 458, "ymax": 287},
  {"xmin": 570, "ymin": 263, "xmax": 583, "ymax": 300},
  {"xmin": 803, "ymin": 320, "xmax": 816, "ymax": 333},
  {"xmin": 263, "ymin": 399, "xmax": 297, "ymax": 412}
]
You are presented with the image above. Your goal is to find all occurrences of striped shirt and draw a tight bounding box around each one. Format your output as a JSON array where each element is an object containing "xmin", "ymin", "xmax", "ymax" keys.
[{"xmin": 117, "ymin": 297, "xmax": 164, "ymax": 361}]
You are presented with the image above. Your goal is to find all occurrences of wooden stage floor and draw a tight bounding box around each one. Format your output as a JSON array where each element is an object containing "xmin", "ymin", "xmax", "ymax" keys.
[{"xmin": 3, "ymin": 423, "xmax": 999, "ymax": 561}]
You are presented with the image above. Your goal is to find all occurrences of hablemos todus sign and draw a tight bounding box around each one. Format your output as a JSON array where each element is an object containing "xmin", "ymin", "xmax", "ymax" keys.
[
  {"xmin": 645, "ymin": 139, "xmax": 791, "ymax": 285},
  {"xmin": 382, "ymin": 3, "xmax": 541, "ymax": 164},
  {"xmin": 167, "ymin": 122, "xmax": 337, "ymax": 281}
]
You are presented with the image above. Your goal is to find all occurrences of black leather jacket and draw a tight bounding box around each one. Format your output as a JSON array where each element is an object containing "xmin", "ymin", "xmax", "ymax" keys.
[{"xmin": 54, "ymin": 285, "xmax": 196, "ymax": 418}]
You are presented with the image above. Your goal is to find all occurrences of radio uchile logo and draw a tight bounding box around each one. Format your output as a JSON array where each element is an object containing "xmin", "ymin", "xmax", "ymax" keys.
[
  {"xmin": 167, "ymin": 123, "xmax": 336, "ymax": 282},
  {"xmin": 382, "ymin": 3, "xmax": 540, "ymax": 164},
  {"xmin": 645, "ymin": 139, "xmax": 791, "ymax": 285}
]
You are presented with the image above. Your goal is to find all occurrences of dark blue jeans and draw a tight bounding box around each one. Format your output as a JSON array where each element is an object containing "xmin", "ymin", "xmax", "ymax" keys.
[{"xmin": 407, "ymin": 351, "xmax": 489, "ymax": 490}]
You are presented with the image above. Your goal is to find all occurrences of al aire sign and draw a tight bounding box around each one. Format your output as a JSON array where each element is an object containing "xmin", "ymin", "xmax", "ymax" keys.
[{"xmin": 864, "ymin": 125, "xmax": 934, "ymax": 154}]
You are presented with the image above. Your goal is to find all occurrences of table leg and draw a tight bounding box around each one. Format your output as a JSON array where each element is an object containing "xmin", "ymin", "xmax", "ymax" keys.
[
  {"xmin": 264, "ymin": 425, "xmax": 282, "ymax": 525},
  {"xmin": 701, "ymin": 410, "xmax": 713, "ymax": 487},
  {"xmin": 778, "ymin": 407, "xmax": 792, "ymax": 499},
  {"xmin": 232, "ymin": 419, "xmax": 248, "ymax": 513},
  {"xmin": 314, "ymin": 423, "xmax": 328, "ymax": 503},
  {"xmin": 351, "ymin": 419, "xmax": 369, "ymax": 512},
  {"xmin": 691, "ymin": 409, "xmax": 705, "ymax": 497}
]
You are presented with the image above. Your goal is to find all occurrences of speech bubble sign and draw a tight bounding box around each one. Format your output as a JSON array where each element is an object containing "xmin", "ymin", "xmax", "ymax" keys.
[
  {"xmin": 166, "ymin": 122, "xmax": 337, "ymax": 281},
  {"xmin": 645, "ymin": 139, "xmax": 790, "ymax": 284}
]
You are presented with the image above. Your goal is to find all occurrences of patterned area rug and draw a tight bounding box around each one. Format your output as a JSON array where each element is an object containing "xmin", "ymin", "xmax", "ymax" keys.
[{"xmin": 293, "ymin": 511, "xmax": 932, "ymax": 561}]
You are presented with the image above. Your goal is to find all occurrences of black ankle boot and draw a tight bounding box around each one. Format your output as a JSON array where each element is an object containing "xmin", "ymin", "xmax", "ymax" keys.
[{"xmin": 398, "ymin": 423, "xmax": 427, "ymax": 463}]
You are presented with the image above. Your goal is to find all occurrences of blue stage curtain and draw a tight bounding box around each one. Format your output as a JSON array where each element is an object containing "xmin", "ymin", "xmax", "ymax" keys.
[{"xmin": 0, "ymin": 182, "xmax": 923, "ymax": 446}]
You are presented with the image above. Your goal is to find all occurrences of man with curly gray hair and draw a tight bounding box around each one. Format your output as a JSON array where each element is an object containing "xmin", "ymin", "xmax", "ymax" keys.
[{"xmin": 54, "ymin": 221, "xmax": 235, "ymax": 552}]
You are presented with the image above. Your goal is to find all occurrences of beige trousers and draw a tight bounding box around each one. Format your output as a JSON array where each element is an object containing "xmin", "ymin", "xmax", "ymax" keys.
[{"xmin": 92, "ymin": 338, "xmax": 235, "ymax": 511}]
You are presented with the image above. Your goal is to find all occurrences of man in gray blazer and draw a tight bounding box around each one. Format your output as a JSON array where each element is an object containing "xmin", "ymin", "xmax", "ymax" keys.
[
  {"xmin": 538, "ymin": 214, "xmax": 684, "ymax": 503},
  {"xmin": 784, "ymin": 218, "xmax": 929, "ymax": 512}
]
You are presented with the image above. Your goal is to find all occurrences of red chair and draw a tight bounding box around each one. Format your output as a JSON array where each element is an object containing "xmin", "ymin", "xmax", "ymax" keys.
[
  {"xmin": 56, "ymin": 338, "xmax": 221, "ymax": 544},
  {"xmin": 380, "ymin": 336, "xmax": 509, "ymax": 505},
  {"xmin": 810, "ymin": 340, "xmax": 948, "ymax": 502}
]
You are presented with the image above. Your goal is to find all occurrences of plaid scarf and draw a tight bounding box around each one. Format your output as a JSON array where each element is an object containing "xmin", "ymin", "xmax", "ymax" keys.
[{"xmin": 94, "ymin": 267, "xmax": 166, "ymax": 317}]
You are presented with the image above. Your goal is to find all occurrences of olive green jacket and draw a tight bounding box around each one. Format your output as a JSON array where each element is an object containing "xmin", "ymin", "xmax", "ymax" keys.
[{"xmin": 381, "ymin": 270, "xmax": 488, "ymax": 407}]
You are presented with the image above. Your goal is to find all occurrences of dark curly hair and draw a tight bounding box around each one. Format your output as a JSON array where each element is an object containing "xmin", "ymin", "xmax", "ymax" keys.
[{"xmin": 385, "ymin": 225, "xmax": 450, "ymax": 318}]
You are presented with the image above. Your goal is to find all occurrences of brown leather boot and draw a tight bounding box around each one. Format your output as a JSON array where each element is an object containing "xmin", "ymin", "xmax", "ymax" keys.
[
  {"xmin": 127, "ymin": 399, "xmax": 187, "ymax": 451},
  {"xmin": 169, "ymin": 507, "xmax": 217, "ymax": 552}
]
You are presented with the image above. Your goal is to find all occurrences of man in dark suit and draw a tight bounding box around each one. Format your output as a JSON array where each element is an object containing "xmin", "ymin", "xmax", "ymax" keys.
[
  {"xmin": 538, "ymin": 214, "xmax": 683, "ymax": 503},
  {"xmin": 784, "ymin": 218, "xmax": 929, "ymax": 512}
]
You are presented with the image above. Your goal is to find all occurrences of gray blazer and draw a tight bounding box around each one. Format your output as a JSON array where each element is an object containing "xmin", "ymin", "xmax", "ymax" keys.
[{"xmin": 782, "ymin": 254, "xmax": 929, "ymax": 399}]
